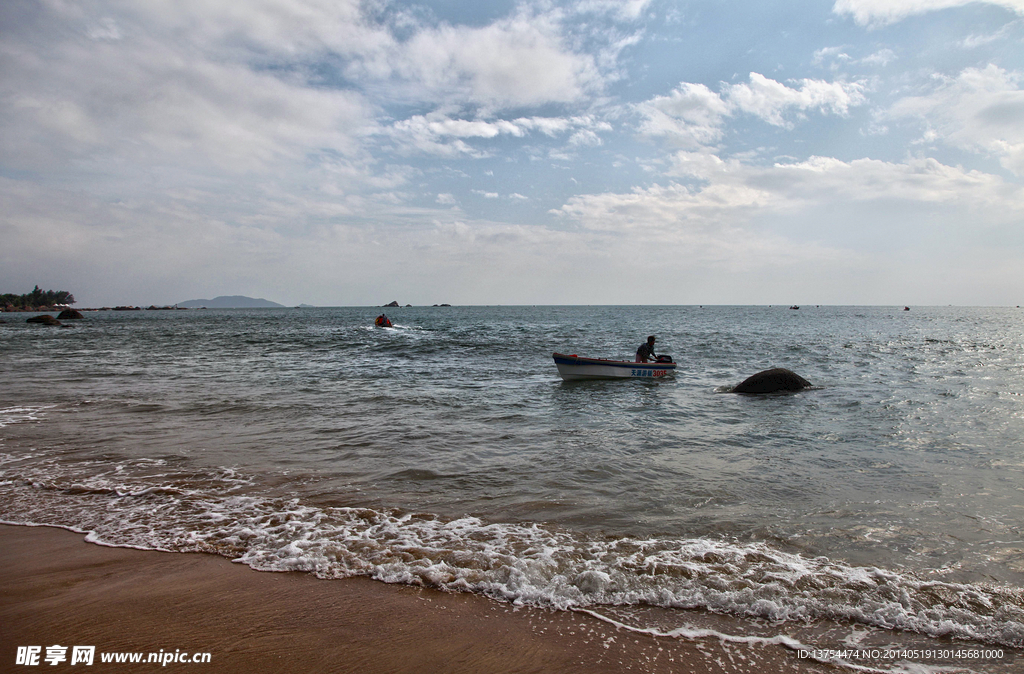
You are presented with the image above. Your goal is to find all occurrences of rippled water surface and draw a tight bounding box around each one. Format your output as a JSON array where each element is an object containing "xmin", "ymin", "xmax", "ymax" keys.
[{"xmin": 2, "ymin": 306, "xmax": 1023, "ymax": 670}]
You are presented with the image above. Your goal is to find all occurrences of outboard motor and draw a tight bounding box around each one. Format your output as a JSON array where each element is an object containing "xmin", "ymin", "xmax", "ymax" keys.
[{"xmin": 656, "ymin": 355, "xmax": 674, "ymax": 363}]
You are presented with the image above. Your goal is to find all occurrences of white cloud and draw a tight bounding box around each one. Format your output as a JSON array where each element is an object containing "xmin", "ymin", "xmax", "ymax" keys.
[
  {"xmin": 545, "ymin": 150, "xmax": 1023, "ymax": 303},
  {"xmin": 573, "ymin": 0, "xmax": 653, "ymax": 21},
  {"xmin": 388, "ymin": 115, "xmax": 525, "ymax": 151},
  {"xmin": 860, "ymin": 48, "xmax": 897, "ymax": 66},
  {"xmin": 887, "ymin": 65, "xmax": 1024, "ymax": 175},
  {"xmin": 959, "ymin": 21, "xmax": 1019, "ymax": 47},
  {"xmin": 555, "ymin": 150, "xmax": 1022, "ymax": 240},
  {"xmin": 636, "ymin": 83, "xmax": 732, "ymax": 148},
  {"xmin": 2, "ymin": 50, "xmax": 372, "ymax": 173},
  {"xmin": 813, "ymin": 46, "xmax": 852, "ymax": 66},
  {"xmin": 383, "ymin": 113, "xmax": 608, "ymax": 156},
  {"xmin": 767, "ymin": 154, "xmax": 1022, "ymax": 205},
  {"xmin": 111, "ymin": 2, "xmax": 606, "ymax": 110},
  {"xmin": 3, "ymin": 1, "xmax": 1022, "ymax": 306},
  {"xmin": 114, "ymin": 0, "xmax": 394, "ymax": 61},
  {"xmin": 636, "ymin": 74, "xmax": 866, "ymax": 146},
  {"xmin": 549, "ymin": 175, "xmax": 848, "ymax": 279},
  {"xmin": 659, "ymin": 149, "xmax": 1023, "ymax": 210},
  {"xmin": 833, "ymin": 0, "xmax": 1024, "ymax": 27},
  {"xmin": 1, "ymin": 1, "xmax": 378, "ymax": 175},
  {"xmin": 86, "ymin": 17, "xmax": 122, "ymax": 41},
  {"xmin": 2, "ymin": 0, "xmax": 611, "ymax": 179},
  {"xmin": 725, "ymin": 73, "xmax": 867, "ymax": 127},
  {"xmin": 0, "ymin": 174, "xmax": 587, "ymax": 306},
  {"xmin": 393, "ymin": 7, "xmax": 602, "ymax": 108},
  {"xmin": 516, "ymin": 117, "xmax": 575, "ymax": 136},
  {"xmin": 814, "ymin": 46, "xmax": 895, "ymax": 69},
  {"xmin": 569, "ymin": 129, "xmax": 603, "ymax": 147}
]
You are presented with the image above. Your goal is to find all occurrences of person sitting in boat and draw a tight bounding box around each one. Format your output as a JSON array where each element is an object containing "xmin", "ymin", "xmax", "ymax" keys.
[
  {"xmin": 635, "ymin": 335, "xmax": 657, "ymax": 363},
  {"xmin": 375, "ymin": 313, "xmax": 391, "ymax": 327}
]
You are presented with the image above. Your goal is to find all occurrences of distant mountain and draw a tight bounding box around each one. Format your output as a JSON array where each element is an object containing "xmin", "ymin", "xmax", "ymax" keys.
[{"xmin": 177, "ymin": 295, "xmax": 285, "ymax": 308}]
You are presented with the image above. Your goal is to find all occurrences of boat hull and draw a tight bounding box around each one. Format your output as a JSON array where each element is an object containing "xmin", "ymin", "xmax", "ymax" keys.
[{"xmin": 552, "ymin": 353, "xmax": 676, "ymax": 381}]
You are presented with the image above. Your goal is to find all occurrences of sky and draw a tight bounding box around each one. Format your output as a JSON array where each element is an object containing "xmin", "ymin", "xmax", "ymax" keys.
[{"xmin": 1, "ymin": 0, "xmax": 1023, "ymax": 307}]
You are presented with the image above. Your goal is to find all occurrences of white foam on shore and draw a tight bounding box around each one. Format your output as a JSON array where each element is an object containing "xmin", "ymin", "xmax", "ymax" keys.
[
  {"xmin": 0, "ymin": 405, "xmax": 54, "ymax": 429},
  {"xmin": 572, "ymin": 608, "xmax": 891, "ymax": 674},
  {"xmin": 2, "ymin": 454, "xmax": 1023, "ymax": 661}
]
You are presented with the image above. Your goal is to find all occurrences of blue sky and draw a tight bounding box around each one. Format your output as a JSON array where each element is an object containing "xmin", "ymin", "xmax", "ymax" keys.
[{"xmin": 2, "ymin": 0, "xmax": 1022, "ymax": 306}]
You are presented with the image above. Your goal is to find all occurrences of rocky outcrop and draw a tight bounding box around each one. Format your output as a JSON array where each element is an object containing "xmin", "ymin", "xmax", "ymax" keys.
[
  {"xmin": 57, "ymin": 309, "xmax": 84, "ymax": 319},
  {"xmin": 5, "ymin": 305, "xmax": 59, "ymax": 312},
  {"xmin": 732, "ymin": 368, "xmax": 812, "ymax": 394},
  {"xmin": 26, "ymin": 315, "xmax": 62, "ymax": 326}
]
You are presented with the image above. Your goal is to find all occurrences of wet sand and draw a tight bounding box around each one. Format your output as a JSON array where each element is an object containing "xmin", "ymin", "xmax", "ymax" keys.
[{"xmin": 0, "ymin": 525, "xmax": 836, "ymax": 673}]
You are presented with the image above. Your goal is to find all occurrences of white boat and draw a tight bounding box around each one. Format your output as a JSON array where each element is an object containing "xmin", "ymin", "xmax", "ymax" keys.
[{"xmin": 552, "ymin": 352, "xmax": 677, "ymax": 381}]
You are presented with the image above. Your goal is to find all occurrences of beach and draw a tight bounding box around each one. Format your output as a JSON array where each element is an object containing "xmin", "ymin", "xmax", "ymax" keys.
[
  {"xmin": 0, "ymin": 525, "xmax": 836, "ymax": 673},
  {"xmin": 2, "ymin": 306, "xmax": 1022, "ymax": 672}
]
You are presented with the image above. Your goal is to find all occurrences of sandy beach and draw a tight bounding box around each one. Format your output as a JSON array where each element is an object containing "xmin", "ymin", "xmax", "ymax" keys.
[{"xmin": 0, "ymin": 525, "xmax": 836, "ymax": 673}]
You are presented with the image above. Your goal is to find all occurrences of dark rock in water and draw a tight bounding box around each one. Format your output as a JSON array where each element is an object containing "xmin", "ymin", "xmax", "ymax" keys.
[
  {"xmin": 732, "ymin": 368, "xmax": 812, "ymax": 394},
  {"xmin": 27, "ymin": 315, "xmax": 62, "ymax": 326},
  {"xmin": 57, "ymin": 309, "xmax": 84, "ymax": 319},
  {"xmin": 384, "ymin": 301, "xmax": 400, "ymax": 307}
]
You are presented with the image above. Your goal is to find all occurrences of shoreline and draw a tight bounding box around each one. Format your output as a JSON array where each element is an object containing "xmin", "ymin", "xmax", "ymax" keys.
[{"xmin": 0, "ymin": 524, "xmax": 835, "ymax": 673}]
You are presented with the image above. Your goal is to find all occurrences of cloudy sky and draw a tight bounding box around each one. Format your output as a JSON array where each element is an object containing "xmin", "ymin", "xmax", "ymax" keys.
[{"xmin": 2, "ymin": 0, "xmax": 1023, "ymax": 306}]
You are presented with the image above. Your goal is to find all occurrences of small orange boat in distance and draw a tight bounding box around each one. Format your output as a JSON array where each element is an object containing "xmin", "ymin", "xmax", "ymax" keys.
[{"xmin": 374, "ymin": 314, "xmax": 392, "ymax": 328}]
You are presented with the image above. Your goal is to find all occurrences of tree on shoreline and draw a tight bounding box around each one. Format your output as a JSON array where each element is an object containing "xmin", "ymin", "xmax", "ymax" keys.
[{"xmin": 1, "ymin": 286, "xmax": 76, "ymax": 311}]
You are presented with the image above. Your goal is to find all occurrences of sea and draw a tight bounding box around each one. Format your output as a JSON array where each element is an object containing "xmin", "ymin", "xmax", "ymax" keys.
[{"xmin": 2, "ymin": 305, "xmax": 1022, "ymax": 672}]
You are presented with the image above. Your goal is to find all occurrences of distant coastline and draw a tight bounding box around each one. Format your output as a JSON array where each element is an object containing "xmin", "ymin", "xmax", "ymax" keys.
[
  {"xmin": 3, "ymin": 292, "xmax": 288, "ymax": 313},
  {"xmin": 176, "ymin": 295, "xmax": 285, "ymax": 309}
]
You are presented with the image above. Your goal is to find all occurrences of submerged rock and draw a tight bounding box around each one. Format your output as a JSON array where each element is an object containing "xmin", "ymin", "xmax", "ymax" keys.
[
  {"xmin": 57, "ymin": 309, "xmax": 84, "ymax": 319},
  {"xmin": 27, "ymin": 315, "xmax": 62, "ymax": 326},
  {"xmin": 732, "ymin": 368, "xmax": 812, "ymax": 394}
]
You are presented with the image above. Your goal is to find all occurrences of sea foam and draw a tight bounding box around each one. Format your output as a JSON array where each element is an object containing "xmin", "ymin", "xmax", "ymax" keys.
[{"xmin": 1, "ymin": 455, "xmax": 1021, "ymax": 652}]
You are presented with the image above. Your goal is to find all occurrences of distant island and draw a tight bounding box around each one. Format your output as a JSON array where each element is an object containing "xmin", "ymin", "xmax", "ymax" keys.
[{"xmin": 177, "ymin": 295, "xmax": 285, "ymax": 309}]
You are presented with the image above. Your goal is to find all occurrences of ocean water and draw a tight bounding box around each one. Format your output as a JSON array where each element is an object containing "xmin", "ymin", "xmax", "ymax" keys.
[{"xmin": 2, "ymin": 305, "xmax": 1022, "ymax": 671}]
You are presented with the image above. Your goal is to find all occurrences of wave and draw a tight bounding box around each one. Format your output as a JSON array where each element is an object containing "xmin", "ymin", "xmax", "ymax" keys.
[
  {"xmin": 1, "ymin": 456, "xmax": 1021, "ymax": 651},
  {"xmin": 0, "ymin": 405, "xmax": 55, "ymax": 428}
]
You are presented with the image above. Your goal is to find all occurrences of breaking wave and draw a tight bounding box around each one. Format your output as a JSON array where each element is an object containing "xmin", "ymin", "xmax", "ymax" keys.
[{"xmin": 2, "ymin": 454, "xmax": 1021, "ymax": 650}]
